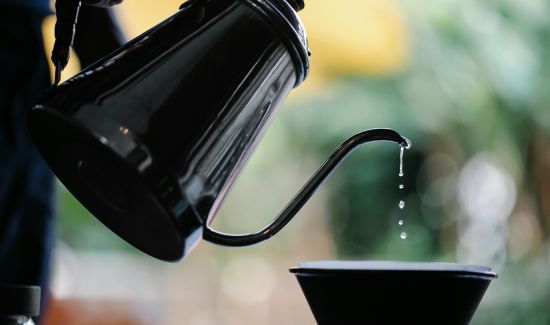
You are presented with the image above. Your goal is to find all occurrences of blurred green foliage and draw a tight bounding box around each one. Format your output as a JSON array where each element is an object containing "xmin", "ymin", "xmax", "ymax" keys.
[{"xmin": 56, "ymin": 183, "xmax": 136, "ymax": 252}]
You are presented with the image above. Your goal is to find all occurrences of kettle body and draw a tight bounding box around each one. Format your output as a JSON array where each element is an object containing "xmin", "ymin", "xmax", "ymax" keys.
[
  {"xmin": 29, "ymin": 0, "xmax": 309, "ymax": 261},
  {"xmin": 30, "ymin": 0, "xmax": 411, "ymax": 262}
]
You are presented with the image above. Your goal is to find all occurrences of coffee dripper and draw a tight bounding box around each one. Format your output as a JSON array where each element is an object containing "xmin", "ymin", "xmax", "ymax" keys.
[{"xmin": 28, "ymin": 0, "xmax": 410, "ymax": 261}]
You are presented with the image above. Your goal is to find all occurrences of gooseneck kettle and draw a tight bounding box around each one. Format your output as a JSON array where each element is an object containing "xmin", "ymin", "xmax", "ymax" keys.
[{"xmin": 28, "ymin": 0, "xmax": 410, "ymax": 261}]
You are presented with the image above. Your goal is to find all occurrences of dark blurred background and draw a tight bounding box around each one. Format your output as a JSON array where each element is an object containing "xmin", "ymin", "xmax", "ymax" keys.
[{"xmin": 40, "ymin": 0, "xmax": 550, "ymax": 324}]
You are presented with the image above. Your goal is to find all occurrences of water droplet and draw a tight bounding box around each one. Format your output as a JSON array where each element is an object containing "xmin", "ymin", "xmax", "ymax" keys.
[
  {"xmin": 399, "ymin": 146, "xmax": 404, "ymax": 177},
  {"xmin": 399, "ymin": 200, "xmax": 405, "ymax": 209},
  {"xmin": 399, "ymin": 184, "xmax": 404, "ymax": 189},
  {"xmin": 398, "ymin": 219, "xmax": 404, "ymax": 226},
  {"xmin": 400, "ymin": 232, "xmax": 407, "ymax": 239}
]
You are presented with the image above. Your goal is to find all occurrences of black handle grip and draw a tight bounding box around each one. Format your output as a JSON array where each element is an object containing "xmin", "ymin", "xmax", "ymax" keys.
[{"xmin": 51, "ymin": 0, "xmax": 81, "ymax": 85}]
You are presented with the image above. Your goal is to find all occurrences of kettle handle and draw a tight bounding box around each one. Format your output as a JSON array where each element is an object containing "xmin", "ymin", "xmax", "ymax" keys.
[{"xmin": 202, "ymin": 128, "xmax": 411, "ymax": 247}]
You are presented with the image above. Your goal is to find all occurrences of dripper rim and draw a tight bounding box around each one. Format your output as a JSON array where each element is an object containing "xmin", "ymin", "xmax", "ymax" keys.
[{"xmin": 290, "ymin": 260, "xmax": 498, "ymax": 279}]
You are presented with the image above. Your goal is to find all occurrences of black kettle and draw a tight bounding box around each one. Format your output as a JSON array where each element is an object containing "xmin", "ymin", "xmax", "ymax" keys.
[{"xmin": 28, "ymin": 0, "xmax": 410, "ymax": 261}]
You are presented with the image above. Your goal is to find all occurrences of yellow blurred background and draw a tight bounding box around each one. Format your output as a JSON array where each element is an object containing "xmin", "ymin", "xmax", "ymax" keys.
[{"xmin": 42, "ymin": 0, "xmax": 409, "ymax": 91}]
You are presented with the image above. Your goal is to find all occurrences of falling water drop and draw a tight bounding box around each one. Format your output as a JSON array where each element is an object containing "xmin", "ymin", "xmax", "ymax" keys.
[
  {"xmin": 397, "ymin": 140, "xmax": 411, "ymax": 241},
  {"xmin": 398, "ymin": 146, "xmax": 405, "ymax": 177}
]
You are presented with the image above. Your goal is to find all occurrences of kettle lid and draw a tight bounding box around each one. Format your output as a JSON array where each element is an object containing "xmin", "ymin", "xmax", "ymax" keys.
[
  {"xmin": 242, "ymin": 0, "xmax": 310, "ymax": 86},
  {"xmin": 285, "ymin": 0, "xmax": 304, "ymax": 11}
]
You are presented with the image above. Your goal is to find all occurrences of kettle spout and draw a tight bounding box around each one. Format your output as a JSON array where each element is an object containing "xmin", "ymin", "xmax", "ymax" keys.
[{"xmin": 203, "ymin": 128, "xmax": 411, "ymax": 246}]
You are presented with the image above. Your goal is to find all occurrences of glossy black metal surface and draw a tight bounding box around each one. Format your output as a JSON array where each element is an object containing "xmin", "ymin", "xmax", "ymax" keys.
[{"xmin": 29, "ymin": 0, "xmax": 309, "ymax": 261}]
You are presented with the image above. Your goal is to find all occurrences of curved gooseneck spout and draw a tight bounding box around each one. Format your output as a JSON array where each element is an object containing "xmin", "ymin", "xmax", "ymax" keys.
[{"xmin": 203, "ymin": 128, "xmax": 411, "ymax": 247}]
